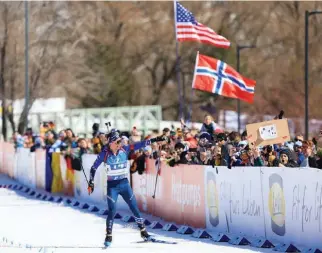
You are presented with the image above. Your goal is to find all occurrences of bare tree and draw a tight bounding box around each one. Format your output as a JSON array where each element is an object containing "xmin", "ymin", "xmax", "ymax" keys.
[
  {"xmin": 0, "ymin": 3, "xmax": 9, "ymax": 140},
  {"xmin": 16, "ymin": 2, "xmax": 72, "ymax": 133},
  {"xmin": 0, "ymin": 2, "xmax": 23, "ymax": 139}
]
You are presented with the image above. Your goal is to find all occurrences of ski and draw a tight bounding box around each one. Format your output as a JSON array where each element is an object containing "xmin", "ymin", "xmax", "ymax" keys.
[{"xmin": 136, "ymin": 237, "xmax": 178, "ymax": 245}]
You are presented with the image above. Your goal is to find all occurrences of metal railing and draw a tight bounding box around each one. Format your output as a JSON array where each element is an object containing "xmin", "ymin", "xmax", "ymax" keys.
[{"xmin": 0, "ymin": 105, "xmax": 162, "ymax": 137}]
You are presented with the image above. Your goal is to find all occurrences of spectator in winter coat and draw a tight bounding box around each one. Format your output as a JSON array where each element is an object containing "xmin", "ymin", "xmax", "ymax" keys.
[
  {"xmin": 237, "ymin": 141, "xmax": 248, "ymax": 152},
  {"xmin": 65, "ymin": 128, "xmax": 78, "ymax": 149},
  {"xmin": 183, "ymin": 128, "xmax": 198, "ymax": 149},
  {"xmin": 130, "ymin": 127, "xmax": 142, "ymax": 143},
  {"xmin": 262, "ymin": 145, "xmax": 276, "ymax": 167},
  {"xmin": 23, "ymin": 128, "xmax": 35, "ymax": 148},
  {"xmin": 217, "ymin": 133, "xmax": 229, "ymax": 166},
  {"xmin": 45, "ymin": 130, "xmax": 57, "ymax": 153},
  {"xmin": 92, "ymin": 132, "xmax": 107, "ymax": 154},
  {"xmin": 133, "ymin": 147, "xmax": 151, "ymax": 175},
  {"xmin": 200, "ymin": 114, "xmax": 217, "ymax": 139},
  {"xmin": 227, "ymin": 131, "xmax": 240, "ymax": 145},
  {"xmin": 74, "ymin": 138, "xmax": 93, "ymax": 158},
  {"xmin": 50, "ymin": 130, "xmax": 68, "ymax": 153},
  {"xmin": 294, "ymin": 141, "xmax": 305, "ymax": 165},
  {"xmin": 272, "ymin": 149, "xmax": 298, "ymax": 167},
  {"xmin": 121, "ymin": 136, "xmax": 129, "ymax": 146},
  {"xmin": 198, "ymin": 147, "xmax": 213, "ymax": 165},
  {"xmin": 241, "ymin": 130, "xmax": 248, "ymax": 141},
  {"xmin": 300, "ymin": 141, "xmax": 319, "ymax": 168},
  {"xmin": 162, "ymin": 128, "xmax": 171, "ymax": 138},
  {"xmin": 229, "ymin": 148, "xmax": 264, "ymax": 167},
  {"xmin": 174, "ymin": 142, "xmax": 188, "ymax": 164},
  {"xmin": 92, "ymin": 123, "xmax": 100, "ymax": 139},
  {"xmin": 316, "ymin": 149, "xmax": 322, "ymax": 169},
  {"xmin": 13, "ymin": 132, "xmax": 24, "ymax": 150},
  {"xmin": 214, "ymin": 152, "xmax": 222, "ymax": 166},
  {"xmin": 70, "ymin": 138, "xmax": 93, "ymax": 171}
]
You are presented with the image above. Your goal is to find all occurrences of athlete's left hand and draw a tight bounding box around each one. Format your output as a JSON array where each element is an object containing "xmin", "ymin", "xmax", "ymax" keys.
[
  {"xmin": 88, "ymin": 180, "xmax": 94, "ymax": 195},
  {"xmin": 157, "ymin": 135, "xmax": 168, "ymax": 142},
  {"xmin": 150, "ymin": 135, "xmax": 168, "ymax": 144}
]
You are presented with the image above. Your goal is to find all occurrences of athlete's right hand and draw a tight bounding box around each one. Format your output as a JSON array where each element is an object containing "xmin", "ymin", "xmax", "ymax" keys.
[{"xmin": 88, "ymin": 180, "xmax": 94, "ymax": 195}]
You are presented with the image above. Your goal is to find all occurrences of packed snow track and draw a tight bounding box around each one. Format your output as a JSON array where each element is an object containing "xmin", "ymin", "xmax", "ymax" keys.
[{"xmin": 0, "ymin": 175, "xmax": 273, "ymax": 253}]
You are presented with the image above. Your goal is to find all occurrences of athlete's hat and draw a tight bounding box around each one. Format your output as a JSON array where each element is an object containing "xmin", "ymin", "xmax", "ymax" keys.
[{"xmin": 108, "ymin": 129, "xmax": 120, "ymax": 143}]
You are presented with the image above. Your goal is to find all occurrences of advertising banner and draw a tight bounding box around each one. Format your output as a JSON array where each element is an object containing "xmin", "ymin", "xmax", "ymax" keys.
[
  {"xmin": 35, "ymin": 149, "xmax": 46, "ymax": 189},
  {"xmin": 15, "ymin": 148, "xmax": 35, "ymax": 188},
  {"xmin": 133, "ymin": 159, "xmax": 206, "ymax": 228},
  {"xmin": 204, "ymin": 166, "xmax": 265, "ymax": 237},
  {"xmin": 0, "ymin": 141, "xmax": 3, "ymax": 173},
  {"xmin": 171, "ymin": 164, "xmax": 205, "ymax": 228},
  {"xmin": 262, "ymin": 167, "xmax": 322, "ymax": 249},
  {"xmin": 51, "ymin": 152, "xmax": 64, "ymax": 193},
  {"xmin": 3, "ymin": 143, "xmax": 15, "ymax": 178},
  {"xmin": 61, "ymin": 155, "xmax": 75, "ymax": 196},
  {"xmin": 74, "ymin": 154, "xmax": 105, "ymax": 204},
  {"xmin": 132, "ymin": 162, "xmax": 160, "ymax": 215}
]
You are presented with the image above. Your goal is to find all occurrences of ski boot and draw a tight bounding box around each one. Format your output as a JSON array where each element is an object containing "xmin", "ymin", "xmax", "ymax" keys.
[
  {"xmin": 104, "ymin": 230, "xmax": 112, "ymax": 247},
  {"xmin": 140, "ymin": 227, "xmax": 151, "ymax": 241}
]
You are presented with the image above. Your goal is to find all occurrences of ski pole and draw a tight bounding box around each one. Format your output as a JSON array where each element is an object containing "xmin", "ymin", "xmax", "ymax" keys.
[
  {"xmin": 152, "ymin": 146, "xmax": 161, "ymax": 199},
  {"xmin": 152, "ymin": 172, "xmax": 159, "ymax": 199},
  {"xmin": 79, "ymin": 156, "xmax": 89, "ymax": 184},
  {"xmin": 80, "ymin": 158, "xmax": 91, "ymax": 195},
  {"xmin": 81, "ymin": 165, "xmax": 89, "ymax": 185}
]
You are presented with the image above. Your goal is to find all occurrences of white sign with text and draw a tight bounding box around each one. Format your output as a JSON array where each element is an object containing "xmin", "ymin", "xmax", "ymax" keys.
[
  {"xmin": 205, "ymin": 166, "xmax": 266, "ymax": 238},
  {"xmin": 262, "ymin": 167, "xmax": 322, "ymax": 249}
]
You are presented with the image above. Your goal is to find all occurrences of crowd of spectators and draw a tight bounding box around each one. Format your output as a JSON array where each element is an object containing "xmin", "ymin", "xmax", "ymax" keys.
[{"xmin": 11, "ymin": 114, "xmax": 322, "ymax": 175}]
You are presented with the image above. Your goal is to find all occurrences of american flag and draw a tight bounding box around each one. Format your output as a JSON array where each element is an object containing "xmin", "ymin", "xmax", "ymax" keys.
[{"xmin": 175, "ymin": 2, "xmax": 230, "ymax": 49}]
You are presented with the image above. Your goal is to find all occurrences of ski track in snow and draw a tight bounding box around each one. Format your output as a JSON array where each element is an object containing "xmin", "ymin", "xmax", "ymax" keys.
[{"xmin": 0, "ymin": 175, "xmax": 272, "ymax": 253}]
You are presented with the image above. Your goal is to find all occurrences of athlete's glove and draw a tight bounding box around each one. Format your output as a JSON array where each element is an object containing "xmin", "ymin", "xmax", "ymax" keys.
[
  {"xmin": 150, "ymin": 135, "xmax": 168, "ymax": 144},
  {"xmin": 88, "ymin": 179, "xmax": 94, "ymax": 195}
]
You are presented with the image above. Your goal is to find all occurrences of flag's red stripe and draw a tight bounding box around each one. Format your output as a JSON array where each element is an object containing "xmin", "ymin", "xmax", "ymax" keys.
[
  {"xmin": 177, "ymin": 32, "xmax": 230, "ymax": 43},
  {"xmin": 221, "ymin": 80, "xmax": 255, "ymax": 103},
  {"xmin": 177, "ymin": 23, "xmax": 216, "ymax": 33},
  {"xmin": 177, "ymin": 29, "xmax": 229, "ymax": 40},
  {"xmin": 177, "ymin": 23, "xmax": 226, "ymax": 36}
]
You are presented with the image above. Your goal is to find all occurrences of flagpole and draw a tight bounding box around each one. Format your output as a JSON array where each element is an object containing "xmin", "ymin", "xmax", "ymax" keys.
[
  {"xmin": 188, "ymin": 88, "xmax": 195, "ymax": 126},
  {"xmin": 173, "ymin": 0, "xmax": 184, "ymax": 121},
  {"xmin": 188, "ymin": 51, "xmax": 199, "ymax": 125}
]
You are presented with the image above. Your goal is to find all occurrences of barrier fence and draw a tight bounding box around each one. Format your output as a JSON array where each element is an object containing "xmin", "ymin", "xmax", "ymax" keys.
[
  {"xmin": 0, "ymin": 141, "xmax": 321, "ymax": 250},
  {"xmin": 132, "ymin": 160, "xmax": 322, "ymax": 250}
]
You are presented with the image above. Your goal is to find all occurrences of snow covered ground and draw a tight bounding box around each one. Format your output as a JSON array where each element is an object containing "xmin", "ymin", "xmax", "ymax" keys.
[{"xmin": 0, "ymin": 174, "xmax": 274, "ymax": 253}]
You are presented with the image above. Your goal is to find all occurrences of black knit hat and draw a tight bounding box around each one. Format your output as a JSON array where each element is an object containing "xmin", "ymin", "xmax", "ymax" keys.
[
  {"xmin": 279, "ymin": 149, "xmax": 292, "ymax": 160},
  {"xmin": 217, "ymin": 133, "xmax": 227, "ymax": 141}
]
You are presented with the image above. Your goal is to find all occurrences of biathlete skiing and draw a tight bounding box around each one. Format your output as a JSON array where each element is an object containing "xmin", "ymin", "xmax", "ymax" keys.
[{"xmin": 87, "ymin": 128, "xmax": 166, "ymax": 247}]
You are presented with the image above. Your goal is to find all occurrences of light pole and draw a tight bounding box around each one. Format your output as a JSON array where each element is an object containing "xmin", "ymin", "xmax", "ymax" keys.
[
  {"xmin": 24, "ymin": 0, "xmax": 29, "ymax": 131},
  {"xmin": 304, "ymin": 10, "xmax": 322, "ymax": 140},
  {"xmin": 236, "ymin": 45, "xmax": 256, "ymax": 133}
]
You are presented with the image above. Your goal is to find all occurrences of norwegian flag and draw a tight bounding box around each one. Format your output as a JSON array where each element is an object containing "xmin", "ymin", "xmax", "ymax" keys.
[
  {"xmin": 174, "ymin": 1, "xmax": 230, "ymax": 49},
  {"xmin": 192, "ymin": 52, "xmax": 256, "ymax": 103}
]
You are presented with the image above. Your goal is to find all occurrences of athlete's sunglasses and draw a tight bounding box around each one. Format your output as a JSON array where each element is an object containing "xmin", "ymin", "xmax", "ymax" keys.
[{"xmin": 115, "ymin": 139, "xmax": 122, "ymax": 145}]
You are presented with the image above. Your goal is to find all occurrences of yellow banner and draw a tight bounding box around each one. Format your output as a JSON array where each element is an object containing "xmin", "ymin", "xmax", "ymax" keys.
[{"xmin": 51, "ymin": 153, "xmax": 64, "ymax": 193}]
